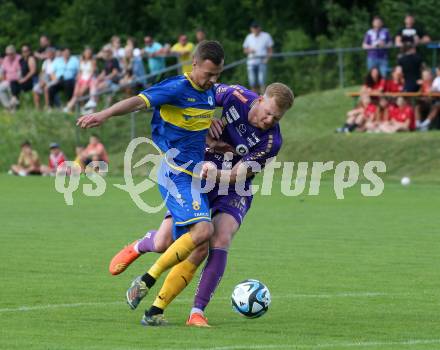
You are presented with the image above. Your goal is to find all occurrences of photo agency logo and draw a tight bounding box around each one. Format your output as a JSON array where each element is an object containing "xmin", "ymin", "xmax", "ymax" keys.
[{"xmin": 54, "ymin": 137, "xmax": 387, "ymax": 213}]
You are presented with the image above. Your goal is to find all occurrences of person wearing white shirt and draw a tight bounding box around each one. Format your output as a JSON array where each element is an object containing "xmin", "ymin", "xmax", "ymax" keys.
[
  {"xmin": 419, "ymin": 66, "xmax": 440, "ymax": 131},
  {"xmin": 243, "ymin": 22, "xmax": 273, "ymax": 93}
]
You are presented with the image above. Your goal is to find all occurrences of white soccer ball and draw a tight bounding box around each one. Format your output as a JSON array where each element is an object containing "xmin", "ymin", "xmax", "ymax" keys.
[
  {"xmin": 401, "ymin": 176, "xmax": 411, "ymax": 186},
  {"xmin": 231, "ymin": 279, "xmax": 271, "ymax": 318}
]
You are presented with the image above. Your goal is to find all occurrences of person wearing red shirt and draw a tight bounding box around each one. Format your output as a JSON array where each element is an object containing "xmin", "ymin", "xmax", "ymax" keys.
[
  {"xmin": 361, "ymin": 67, "xmax": 385, "ymax": 94},
  {"xmin": 40, "ymin": 143, "xmax": 66, "ymax": 175},
  {"xmin": 385, "ymin": 66, "xmax": 404, "ymax": 92},
  {"xmin": 380, "ymin": 97, "xmax": 413, "ymax": 132},
  {"xmin": 365, "ymin": 96, "xmax": 389, "ymax": 132},
  {"xmin": 336, "ymin": 94, "xmax": 376, "ymax": 132}
]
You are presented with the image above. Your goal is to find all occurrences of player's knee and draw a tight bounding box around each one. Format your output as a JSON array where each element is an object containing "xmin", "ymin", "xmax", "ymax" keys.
[
  {"xmin": 190, "ymin": 221, "xmax": 214, "ymax": 245},
  {"xmin": 211, "ymin": 229, "xmax": 233, "ymax": 249}
]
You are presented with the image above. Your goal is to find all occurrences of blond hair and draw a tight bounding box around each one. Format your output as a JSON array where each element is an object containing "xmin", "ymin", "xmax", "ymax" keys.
[{"xmin": 264, "ymin": 83, "xmax": 294, "ymax": 111}]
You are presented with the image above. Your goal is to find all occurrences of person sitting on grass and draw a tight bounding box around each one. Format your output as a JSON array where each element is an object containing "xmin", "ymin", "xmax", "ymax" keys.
[
  {"xmin": 9, "ymin": 141, "xmax": 41, "ymax": 176},
  {"xmin": 364, "ymin": 96, "xmax": 390, "ymax": 132},
  {"xmin": 336, "ymin": 94, "xmax": 376, "ymax": 133},
  {"xmin": 379, "ymin": 97, "xmax": 413, "ymax": 133},
  {"xmin": 82, "ymin": 134, "xmax": 109, "ymax": 169},
  {"xmin": 40, "ymin": 143, "xmax": 66, "ymax": 176}
]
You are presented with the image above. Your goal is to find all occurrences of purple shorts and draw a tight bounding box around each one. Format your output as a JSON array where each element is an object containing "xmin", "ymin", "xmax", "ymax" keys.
[{"xmin": 165, "ymin": 188, "xmax": 253, "ymax": 226}]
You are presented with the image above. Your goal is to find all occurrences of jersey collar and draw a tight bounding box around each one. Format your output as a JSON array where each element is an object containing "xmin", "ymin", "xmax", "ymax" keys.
[{"xmin": 184, "ymin": 72, "xmax": 204, "ymax": 92}]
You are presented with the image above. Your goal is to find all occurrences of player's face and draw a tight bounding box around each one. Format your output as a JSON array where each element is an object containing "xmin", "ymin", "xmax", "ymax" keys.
[
  {"xmin": 255, "ymin": 96, "xmax": 284, "ymax": 130},
  {"xmin": 192, "ymin": 59, "xmax": 224, "ymax": 90}
]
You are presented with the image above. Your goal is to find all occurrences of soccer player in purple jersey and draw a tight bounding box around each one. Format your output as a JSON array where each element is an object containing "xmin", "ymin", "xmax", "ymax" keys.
[{"xmin": 110, "ymin": 82, "xmax": 294, "ymax": 326}]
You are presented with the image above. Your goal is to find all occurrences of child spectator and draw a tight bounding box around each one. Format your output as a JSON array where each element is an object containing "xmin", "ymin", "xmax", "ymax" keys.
[
  {"xmin": 361, "ymin": 67, "xmax": 385, "ymax": 94},
  {"xmin": 171, "ymin": 34, "xmax": 194, "ymax": 74},
  {"xmin": 74, "ymin": 146, "xmax": 85, "ymax": 171},
  {"xmin": 336, "ymin": 94, "xmax": 376, "ymax": 132},
  {"xmin": 385, "ymin": 66, "xmax": 404, "ymax": 92},
  {"xmin": 381, "ymin": 97, "xmax": 413, "ymax": 132},
  {"xmin": 33, "ymin": 47, "xmax": 57, "ymax": 109},
  {"xmin": 82, "ymin": 134, "xmax": 109, "ymax": 166},
  {"xmin": 9, "ymin": 141, "xmax": 41, "ymax": 176},
  {"xmin": 64, "ymin": 46, "xmax": 96, "ymax": 112},
  {"xmin": 40, "ymin": 143, "xmax": 66, "ymax": 176},
  {"xmin": 365, "ymin": 96, "xmax": 390, "ymax": 132}
]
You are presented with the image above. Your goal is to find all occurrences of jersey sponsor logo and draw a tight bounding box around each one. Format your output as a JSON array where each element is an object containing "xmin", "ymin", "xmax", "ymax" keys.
[
  {"xmin": 216, "ymin": 86, "xmax": 228, "ymax": 93},
  {"xmin": 236, "ymin": 144, "xmax": 249, "ymax": 155},
  {"xmin": 236, "ymin": 123, "xmax": 247, "ymax": 136},
  {"xmin": 232, "ymin": 90, "xmax": 248, "ymax": 103},
  {"xmin": 246, "ymin": 132, "xmax": 261, "ymax": 147},
  {"xmin": 228, "ymin": 106, "xmax": 240, "ymax": 122},
  {"xmin": 187, "ymin": 97, "xmax": 196, "ymax": 102}
]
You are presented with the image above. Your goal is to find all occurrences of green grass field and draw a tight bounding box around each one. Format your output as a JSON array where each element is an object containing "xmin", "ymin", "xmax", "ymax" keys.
[{"xmin": 1, "ymin": 174, "xmax": 439, "ymax": 350}]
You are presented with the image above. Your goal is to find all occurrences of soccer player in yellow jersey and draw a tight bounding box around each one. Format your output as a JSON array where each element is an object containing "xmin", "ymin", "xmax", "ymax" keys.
[{"xmin": 77, "ymin": 40, "xmax": 224, "ymax": 326}]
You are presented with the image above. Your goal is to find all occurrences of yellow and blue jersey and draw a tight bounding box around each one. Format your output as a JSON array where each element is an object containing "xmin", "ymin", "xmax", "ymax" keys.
[{"xmin": 138, "ymin": 73, "xmax": 216, "ymax": 173}]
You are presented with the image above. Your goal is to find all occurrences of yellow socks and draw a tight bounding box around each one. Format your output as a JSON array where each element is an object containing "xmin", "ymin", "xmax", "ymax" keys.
[
  {"xmin": 147, "ymin": 232, "xmax": 196, "ymax": 279},
  {"xmin": 152, "ymin": 259, "xmax": 198, "ymax": 310}
]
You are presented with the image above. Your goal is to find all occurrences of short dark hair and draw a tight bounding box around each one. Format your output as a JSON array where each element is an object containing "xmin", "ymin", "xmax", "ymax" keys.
[
  {"xmin": 194, "ymin": 40, "xmax": 224, "ymax": 66},
  {"xmin": 21, "ymin": 140, "xmax": 31, "ymax": 148}
]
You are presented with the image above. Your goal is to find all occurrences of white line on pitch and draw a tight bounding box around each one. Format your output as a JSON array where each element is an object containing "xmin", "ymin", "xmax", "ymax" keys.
[{"xmin": 0, "ymin": 291, "xmax": 394, "ymax": 314}]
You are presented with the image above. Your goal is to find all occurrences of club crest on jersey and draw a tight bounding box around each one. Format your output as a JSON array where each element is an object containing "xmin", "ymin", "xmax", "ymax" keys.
[
  {"xmin": 208, "ymin": 96, "xmax": 214, "ymax": 106},
  {"xmin": 236, "ymin": 144, "xmax": 249, "ymax": 155},
  {"xmin": 237, "ymin": 123, "xmax": 247, "ymax": 136}
]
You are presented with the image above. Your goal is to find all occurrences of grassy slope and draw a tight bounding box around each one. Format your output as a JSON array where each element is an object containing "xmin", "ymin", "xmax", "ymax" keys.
[{"xmin": 1, "ymin": 87, "xmax": 440, "ymax": 180}]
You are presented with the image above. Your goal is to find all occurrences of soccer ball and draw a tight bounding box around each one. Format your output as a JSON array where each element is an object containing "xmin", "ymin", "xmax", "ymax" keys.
[
  {"xmin": 401, "ymin": 176, "xmax": 411, "ymax": 186},
  {"xmin": 231, "ymin": 279, "xmax": 271, "ymax": 318}
]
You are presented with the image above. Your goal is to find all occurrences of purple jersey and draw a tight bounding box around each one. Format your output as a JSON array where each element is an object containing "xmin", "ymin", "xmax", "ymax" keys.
[{"xmin": 205, "ymin": 83, "xmax": 282, "ymax": 175}]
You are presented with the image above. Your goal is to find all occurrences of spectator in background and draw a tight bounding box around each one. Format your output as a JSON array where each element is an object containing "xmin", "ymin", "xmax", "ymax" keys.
[
  {"xmin": 74, "ymin": 146, "xmax": 85, "ymax": 171},
  {"xmin": 84, "ymin": 44, "xmax": 121, "ymax": 112},
  {"xmin": 9, "ymin": 141, "xmax": 41, "ymax": 176},
  {"xmin": 16, "ymin": 45, "xmax": 38, "ymax": 98},
  {"xmin": 33, "ymin": 47, "xmax": 57, "ymax": 109},
  {"xmin": 35, "ymin": 35, "xmax": 52, "ymax": 60},
  {"xmin": 362, "ymin": 16, "xmax": 392, "ymax": 77},
  {"xmin": 395, "ymin": 14, "xmax": 431, "ymax": 47},
  {"xmin": 0, "ymin": 45, "xmax": 21, "ymax": 110},
  {"xmin": 196, "ymin": 29, "xmax": 207, "ymax": 43},
  {"xmin": 416, "ymin": 69, "xmax": 434, "ymax": 131},
  {"xmin": 40, "ymin": 143, "xmax": 66, "ymax": 176},
  {"xmin": 49, "ymin": 47, "xmax": 80, "ymax": 107},
  {"xmin": 110, "ymin": 35, "xmax": 125, "ymax": 64},
  {"xmin": 418, "ymin": 66, "xmax": 440, "ymax": 130},
  {"xmin": 143, "ymin": 35, "xmax": 166, "ymax": 79},
  {"xmin": 361, "ymin": 67, "xmax": 385, "ymax": 94},
  {"xmin": 125, "ymin": 37, "xmax": 142, "ymax": 58},
  {"xmin": 385, "ymin": 66, "xmax": 404, "ymax": 92},
  {"xmin": 336, "ymin": 94, "xmax": 376, "ymax": 133},
  {"xmin": 243, "ymin": 21, "xmax": 273, "ymax": 94},
  {"xmin": 64, "ymin": 46, "xmax": 96, "ymax": 112},
  {"xmin": 119, "ymin": 47, "xmax": 146, "ymax": 94},
  {"xmin": 397, "ymin": 43, "xmax": 422, "ymax": 92},
  {"xmin": 366, "ymin": 96, "xmax": 390, "ymax": 132},
  {"xmin": 171, "ymin": 34, "xmax": 195, "ymax": 74},
  {"xmin": 82, "ymin": 134, "xmax": 109, "ymax": 166},
  {"xmin": 380, "ymin": 97, "xmax": 413, "ymax": 132}
]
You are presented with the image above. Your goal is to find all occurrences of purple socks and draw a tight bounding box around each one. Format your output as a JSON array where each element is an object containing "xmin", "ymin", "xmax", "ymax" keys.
[
  {"xmin": 194, "ymin": 248, "xmax": 228, "ymax": 311},
  {"xmin": 136, "ymin": 230, "xmax": 158, "ymax": 253}
]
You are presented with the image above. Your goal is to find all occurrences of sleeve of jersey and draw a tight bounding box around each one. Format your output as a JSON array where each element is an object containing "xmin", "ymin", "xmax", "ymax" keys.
[
  {"xmin": 242, "ymin": 132, "xmax": 282, "ymax": 169},
  {"xmin": 137, "ymin": 79, "xmax": 181, "ymax": 108},
  {"xmin": 214, "ymin": 83, "xmax": 234, "ymax": 107}
]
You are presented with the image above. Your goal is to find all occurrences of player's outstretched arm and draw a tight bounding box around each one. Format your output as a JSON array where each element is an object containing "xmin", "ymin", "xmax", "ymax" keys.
[{"xmin": 77, "ymin": 96, "xmax": 146, "ymax": 129}]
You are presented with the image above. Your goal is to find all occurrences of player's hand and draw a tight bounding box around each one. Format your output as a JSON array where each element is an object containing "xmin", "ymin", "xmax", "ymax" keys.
[
  {"xmin": 209, "ymin": 119, "xmax": 224, "ymax": 139},
  {"xmin": 76, "ymin": 112, "xmax": 108, "ymax": 128},
  {"xmin": 199, "ymin": 161, "xmax": 217, "ymax": 180}
]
